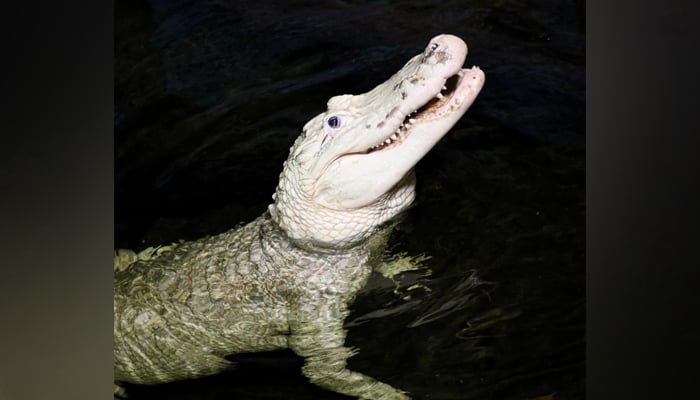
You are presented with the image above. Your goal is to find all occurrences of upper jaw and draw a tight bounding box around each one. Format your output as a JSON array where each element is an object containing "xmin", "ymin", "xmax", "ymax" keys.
[
  {"xmin": 317, "ymin": 34, "xmax": 474, "ymax": 161},
  {"xmin": 359, "ymin": 34, "xmax": 471, "ymax": 151},
  {"xmin": 369, "ymin": 64, "xmax": 484, "ymax": 152}
]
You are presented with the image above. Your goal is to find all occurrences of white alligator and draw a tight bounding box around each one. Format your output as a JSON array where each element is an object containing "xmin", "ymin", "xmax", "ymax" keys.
[{"xmin": 114, "ymin": 34, "xmax": 485, "ymax": 399}]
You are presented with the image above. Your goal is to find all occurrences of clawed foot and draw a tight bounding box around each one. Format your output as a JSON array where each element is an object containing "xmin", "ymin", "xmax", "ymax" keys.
[
  {"xmin": 114, "ymin": 243, "xmax": 179, "ymax": 272},
  {"xmin": 375, "ymin": 252, "xmax": 432, "ymax": 299}
]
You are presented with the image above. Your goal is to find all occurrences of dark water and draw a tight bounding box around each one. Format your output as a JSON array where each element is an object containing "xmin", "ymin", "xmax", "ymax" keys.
[{"xmin": 116, "ymin": 0, "xmax": 584, "ymax": 399}]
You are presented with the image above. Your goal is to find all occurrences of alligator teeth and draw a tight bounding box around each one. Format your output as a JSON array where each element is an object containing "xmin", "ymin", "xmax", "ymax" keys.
[
  {"xmin": 442, "ymin": 85, "xmax": 447, "ymax": 91},
  {"xmin": 369, "ymin": 111, "xmax": 422, "ymax": 152},
  {"xmin": 436, "ymin": 92, "xmax": 444, "ymax": 100}
]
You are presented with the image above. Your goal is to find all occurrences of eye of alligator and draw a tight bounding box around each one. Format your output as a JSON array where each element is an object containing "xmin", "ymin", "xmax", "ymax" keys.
[
  {"xmin": 327, "ymin": 116, "xmax": 341, "ymax": 129},
  {"xmin": 368, "ymin": 71, "xmax": 464, "ymax": 152},
  {"xmin": 324, "ymin": 115, "xmax": 345, "ymax": 133}
]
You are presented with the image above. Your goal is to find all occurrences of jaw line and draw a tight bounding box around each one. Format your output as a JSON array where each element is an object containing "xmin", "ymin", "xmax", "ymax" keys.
[{"xmin": 367, "ymin": 65, "xmax": 484, "ymax": 153}]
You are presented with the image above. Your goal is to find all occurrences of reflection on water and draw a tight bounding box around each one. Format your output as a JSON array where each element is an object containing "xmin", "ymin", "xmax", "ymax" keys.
[{"xmin": 116, "ymin": 0, "xmax": 584, "ymax": 399}]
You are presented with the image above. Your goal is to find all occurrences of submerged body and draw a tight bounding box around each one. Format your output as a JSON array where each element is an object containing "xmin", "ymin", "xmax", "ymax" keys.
[{"xmin": 115, "ymin": 34, "xmax": 485, "ymax": 399}]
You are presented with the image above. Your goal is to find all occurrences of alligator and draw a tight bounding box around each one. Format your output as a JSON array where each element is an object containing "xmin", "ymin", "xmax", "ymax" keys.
[{"xmin": 114, "ymin": 34, "xmax": 485, "ymax": 399}]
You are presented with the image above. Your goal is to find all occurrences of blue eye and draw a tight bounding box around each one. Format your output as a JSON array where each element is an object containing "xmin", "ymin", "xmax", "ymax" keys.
[{"xmin": 325, "ymin": 115, "xmax": 342, "ymax": 130}]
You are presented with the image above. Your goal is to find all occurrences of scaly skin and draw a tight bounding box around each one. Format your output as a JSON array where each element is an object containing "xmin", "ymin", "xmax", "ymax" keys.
[{"xmin": 115, "ymin": 34, "xmax": 485, "ymax": 399}]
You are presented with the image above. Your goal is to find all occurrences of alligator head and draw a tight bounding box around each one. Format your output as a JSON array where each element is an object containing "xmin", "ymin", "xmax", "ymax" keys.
[{"xmin": 269, "ymin": 34, "xmax": 485, "ymax": 249}]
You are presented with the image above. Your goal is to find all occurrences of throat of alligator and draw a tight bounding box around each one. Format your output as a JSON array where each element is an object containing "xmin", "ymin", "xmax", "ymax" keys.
[{"xmin": 368, "ymin": 71, "xmax": 465, "ymax": 153}]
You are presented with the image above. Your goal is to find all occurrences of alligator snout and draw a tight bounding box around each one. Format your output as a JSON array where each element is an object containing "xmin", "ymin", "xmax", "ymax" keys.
[{"xmin": 422, "ymin": 34, "xmax": 468, "ymax": 65}]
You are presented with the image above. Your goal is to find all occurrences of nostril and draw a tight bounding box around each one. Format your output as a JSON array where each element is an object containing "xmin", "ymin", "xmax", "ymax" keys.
[{"xmin": 424, "ymin": 42, "xmax": 440, "ymax": 57}]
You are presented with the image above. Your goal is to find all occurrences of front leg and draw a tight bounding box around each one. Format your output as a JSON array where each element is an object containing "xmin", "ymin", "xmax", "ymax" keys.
[
  {"xmin": 374, "ymin": 252, "xmax": 433, "ymax": 298},
  {"xmin": 374, "ymin": 252, "xmax": 432, "ymax": 280},
  {"xmin": 288, "ymin": 298, "xmax": 409, "ymax": 400}
]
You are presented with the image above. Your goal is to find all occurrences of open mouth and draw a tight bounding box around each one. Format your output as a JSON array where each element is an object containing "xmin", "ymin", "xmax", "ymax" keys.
[{"xmin": 368, "ymin": 67, "xmax": 476, "ymax": 152}]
